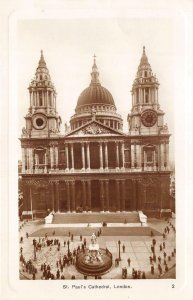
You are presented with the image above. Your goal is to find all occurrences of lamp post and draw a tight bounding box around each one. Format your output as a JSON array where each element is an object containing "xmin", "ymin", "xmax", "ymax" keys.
[
  {"xmin": 118, "ymin": 240, "xmax": 121, "ymax": 261},
  {"xmin": 67, "ymin": 240, "xmax": 70, "ymax": 256}
]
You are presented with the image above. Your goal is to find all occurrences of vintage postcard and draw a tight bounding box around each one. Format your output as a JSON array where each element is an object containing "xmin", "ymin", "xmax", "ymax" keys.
[{"xmin": 1, "ymin": 1, "xmax": 193, "ymax": 300}]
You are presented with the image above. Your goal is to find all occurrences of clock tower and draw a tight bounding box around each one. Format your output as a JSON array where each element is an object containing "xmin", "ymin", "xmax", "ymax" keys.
[
  {"xmin": 127, "ymin": 47, "xmax": 170, "ymax": 172},
  {"xmin": 22, "ymin": 50, "xmax": 61, "ymax": 138},
  {"xmin": 128, "ymin": 46, "xmax": 166, "ymax": 136}
]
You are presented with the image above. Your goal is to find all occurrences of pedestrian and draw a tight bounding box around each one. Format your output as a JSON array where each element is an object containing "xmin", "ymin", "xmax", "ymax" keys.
[
  {"xmin": 127, "ymin": 258, "xmax": 131, "ymax": 267},
  {"xmin": 142, "ymin": 271, "xmax": 146, "ymax": 279},
  {"xmin": 163, "ymin": 242, "xmax": 165, "ymax": 249},
  {"xmin": 80, "ymin": 235, "xmax": 82, "ymax": 241},
  {"xmin": 152, "ymin": 238, "xmax": 156, "ymax": 246},
  {"xmin": 151, "ymin": 265, "xmax": 154, "ymax": 275},
  {"xmin": 20, "ymin": 236, "xmax": 23, "ymax": 243},
  {"xmin": 122, "ymin": 244, "xmax": 125, "ymax": 253},
  {"xmin": 165, "ymin": 264, "xmax": 169, "ymax": 272},
  {"xmin": 159, "ymin": 244, "xmax": 162, "ymax": 251},
  {"xmin": 68, "ymin": 231, "xmax": 71, "ymax": 237},
  {"xmin": 153, "ymin": 254, "xmax": 156, "ymax": 262},
  {"xmin": 168, "ymin": 255, "xmax": 171, "ymax": 261},
  {"xmin": 71, "ymin": 234, "xmax": 74, "ymax": 242},
  {"xmin": 150, "ymin": 230, "xmax": 154, "ymax": 237},
  {"xmin": 64, "ymin": 240, "xmax": 66, "ymax": 247},
  {"xmin": 158, "ymin": 256, "xmax": 161, "ymax": 263},
  {"xmin": 149, "ymin": 256, "xmax": 153, "ymax": 264},
  {"xmin": 163, "ymin": 251, "xmax": 167, "ymax": 258},
  {"xmin": 20, "ymin": 247, "xmax": 23, "ymax": 254},
  {"xmin": 52, "ymin": 230, "xmax": 55, "ymax": 236},
  {"xmin": 26, "ymin": 232, "xmax": 29, "ymax": 239}
]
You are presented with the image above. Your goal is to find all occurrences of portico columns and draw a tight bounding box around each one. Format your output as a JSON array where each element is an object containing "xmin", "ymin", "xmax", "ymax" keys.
[
  {"xmin": 51, "ymin": 182, "xmax": 55, "ymax": 212},
  {"xmin": 86, "ymin": 142, "xmax": 90, "ymax": 170},
  {"xmin": 99, "ymin": 142, "xmax": 103, "ymax": 170},
  {"xmin": 81, "ymin": 143, "xmax": 85, "ymax": 170},
  {"xmin": 116, "ymin": 180, "xmax": 120, "ymax": 212},
  {"xmin": 100, "ymin": 180, "xmax": 105, "ymax": 212},
  {"xmin": 66, "ymin": 181, "xmax": 70, "ymax": 212},
  {"xmin": 120, "ymin": 179, "xmax": 126, "ymax": 211},
  {"xmin": 65, "ymin": 144, "xmax": 69, "ymax": 172},
  {"xmin": 71, "ymin": 181, "xmax": 76, "ymax": 212},
  {"xmin": 87, "ymin": 180, "xmax": 91, "ymax": 211},
  {"xmin": 104, "ymin": 142, "xmax": 108, "ymax": 170},
  {"xmin": 104, "ymin": 180, "xmax": 109, "ymax": 211},
  {"xmin": 82, "ymin": 180, "xmax": 86, "ymax": 211},
  {"xmin": 49, "ymin": 147, "xmax": 53, "ymax": 170},
  {"xmin": 121, "ymin": 142, "xmax": 125, "ymax": 169},
  {"xmin": 116, "ymin": 142, "xmax": 120, "ymax": 170},
  {"xmin": 70, "ymin": 143, "xmax": 74, "ymax": 171},
  {"xmin": 55, "ymin": 181, "xmax": 60, "ymax": 212}
]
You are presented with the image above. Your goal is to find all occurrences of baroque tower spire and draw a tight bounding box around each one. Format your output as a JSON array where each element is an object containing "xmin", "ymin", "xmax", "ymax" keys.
[{"xmin": 22, "ymin": 50, "xmax": 61, "ymax": 138}]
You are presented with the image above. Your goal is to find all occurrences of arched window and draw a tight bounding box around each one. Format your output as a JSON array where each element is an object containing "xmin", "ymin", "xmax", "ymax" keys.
[{"xmin": 145, "ymin": 88, "xmax": 149, "ymax": 103}]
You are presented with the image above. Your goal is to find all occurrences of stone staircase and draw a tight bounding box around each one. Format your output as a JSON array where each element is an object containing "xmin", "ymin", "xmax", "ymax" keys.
[{"xmin": 52, "ymin": 211, "xmax": 140, "ymax": 224}]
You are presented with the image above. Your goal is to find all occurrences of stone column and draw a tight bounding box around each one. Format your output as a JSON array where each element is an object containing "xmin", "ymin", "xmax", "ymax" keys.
[
  {"xmin": 131, "ymin": 144, "xmax": 135, "ymax": 168},
  {"xmin": 44, "ymin": 152, "xmax": 47, "ymax": 173},
  {"xmin": 121, "ymin": 142, "xmax": 125, "ymax": 169},
  {"xmin": 120, "ymin": 180, "xmax": 126, "ymax": 212},
  {"xmin": 99, "ymin": 142, "xmax": 103, "ymax": 170},
  {"xmin": 153, "ymin": 150, "xmax": 156, "ymax": 171},
  {"xmin": 116, "ymin": 180, "xmax": 120, "ymax": 211},
  {"xmin": 86, "ymin": 142, "xmax": 90, "ymax": 170},
  {"xmin": 55, "ymin": 147, "xmax": 58, "ymax": 169},
  {"xmin": 50, "ymin": 147, "xmax": 54, "ymax": 170},
  {"xmin": 51, "ymin": 182, "xmax": 55, "ymax": 212},
  {"xmin": 132, "ymin": 180, "xmax": 137, "ymax": 210},
  {"xmin": 22, "ymin": 148, "xmax": 26, "ymax": 173},
  {"xmin": 81, "ymin": 143, "xmax": 85, "ymax": 170},
  {"xmin": 70, "ymin": 143, "xmax": 74, "ymax": 171},
  {"xmin": 65, "ymin": 144, "xmax": 69, "ymax": 172},
  {"xmin": 104, "ymin": 142, "xmax": 108, "ymax": 170},
  {"xmin": 55, "ymin": 181, "xmax": 60, "ymax": 212},
  {"xmin": 160, "ymin": 144, "xmax": 165, "ymax": 170},
  {"xmin": 100, "ymin": 180, "xmax": 105, "ymax": 212},
  {"xmin": 66, "ymin": 181, "xmax": 70, "ymax": 212},
  {"xmin": 87, "ymin": 181, "xmax": 91, "ymax": 212},
  {"xmin": 71, "ymin": 181, "xmax": 76, "ymax": 212},
  {"xmin": 166, "ymin": 143, "xmax": 169, "ymax": 170},
  {"xmin": 116, "ymin": 142, "xmax": 120, "ymax": 170},
  {"xmin": 105, "ymin": 180, "xmax": 109, "ymax": 211},
  {"xmin": 82, "ymin": 181, "xmax": 86, "ymax": 211}
]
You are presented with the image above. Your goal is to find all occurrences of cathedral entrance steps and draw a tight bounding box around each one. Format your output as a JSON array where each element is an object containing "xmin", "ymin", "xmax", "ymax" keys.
[
  {"xmin": 52, "ymin": 212, "xmax": 140, "ymax": 224},
  {"xmin": 29, "ymin": 226, "xmax": 162, "ymax": 237}
]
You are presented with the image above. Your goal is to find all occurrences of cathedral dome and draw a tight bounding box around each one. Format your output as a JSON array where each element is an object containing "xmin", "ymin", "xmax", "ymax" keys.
[
  {"xmin": 76, "ymin": 84, "xmax": 115, "ymax": 108},
  {"xmin": 70, "ymin": 56, "xmax": 123, "ymax": 132}
]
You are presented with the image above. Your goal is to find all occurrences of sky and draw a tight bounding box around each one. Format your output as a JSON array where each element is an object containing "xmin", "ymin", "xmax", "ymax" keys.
[{"xmin": 16, "ymin": 16, "xmax": 186, "ymax": 162}]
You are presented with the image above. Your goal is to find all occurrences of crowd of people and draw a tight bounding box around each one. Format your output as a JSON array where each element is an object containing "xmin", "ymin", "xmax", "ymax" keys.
[{"xmin": 19, "ymin": 218, "xmax": 175, "ymax": 280}]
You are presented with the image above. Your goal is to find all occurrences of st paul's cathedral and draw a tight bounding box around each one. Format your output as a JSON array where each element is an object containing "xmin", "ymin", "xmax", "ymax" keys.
[{"xmin": 19, "ymin": 47, "xmax": 171, "ymax": 219}]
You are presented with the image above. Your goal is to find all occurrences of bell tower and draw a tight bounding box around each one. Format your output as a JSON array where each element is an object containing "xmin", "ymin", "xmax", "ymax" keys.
[
  {"xmin": 128, "ymin": 46, "xmax": 166, "ymax": 136},
  {"xmin": 22, "ymin": 50, "xmax": 61, "ymax": 138}
]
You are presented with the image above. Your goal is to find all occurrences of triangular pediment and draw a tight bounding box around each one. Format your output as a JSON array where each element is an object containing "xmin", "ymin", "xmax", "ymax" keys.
[{"xmin": 66, "ymin": 120, "xmax": 124, "ymax": 137}]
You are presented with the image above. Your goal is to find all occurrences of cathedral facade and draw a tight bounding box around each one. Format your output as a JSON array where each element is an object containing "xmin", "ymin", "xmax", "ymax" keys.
[{"xmin": 20, "ymin": 48, "xmax": 171, "ymax": 219}]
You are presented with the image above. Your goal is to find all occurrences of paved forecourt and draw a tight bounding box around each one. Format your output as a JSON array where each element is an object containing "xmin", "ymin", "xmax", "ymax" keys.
[{"xmin": 19, "ymin": 217, "xmax": 176, "ymax": 280}]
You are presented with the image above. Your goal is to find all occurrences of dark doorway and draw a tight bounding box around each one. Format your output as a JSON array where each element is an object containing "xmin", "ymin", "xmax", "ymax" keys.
[{"xmin": 90, "ymin": 143, "xmax": 100, "ymax": 169}]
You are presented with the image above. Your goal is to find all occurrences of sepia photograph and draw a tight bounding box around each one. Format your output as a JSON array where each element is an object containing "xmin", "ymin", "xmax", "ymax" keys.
[
  {"xmin": 17, "ymin": 17, "xmax": 176, "ymax": 281},
  {"xmin": 1, "ymin": 1, "xmax": 193, "ymax": 300}
]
